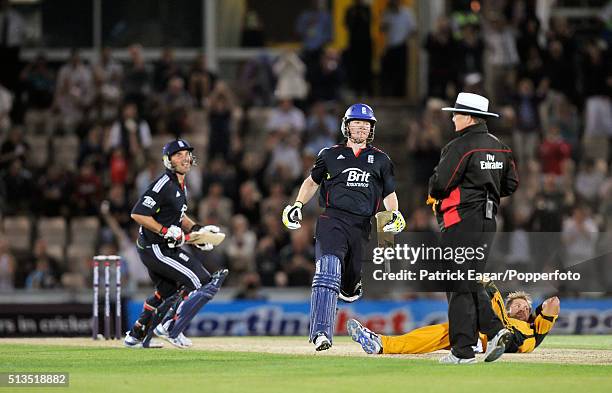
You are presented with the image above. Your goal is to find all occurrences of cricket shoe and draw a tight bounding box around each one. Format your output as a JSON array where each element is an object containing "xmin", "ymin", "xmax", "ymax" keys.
[
  {"xmin": 123, "ymin": 331, "xmax": 163, "ymax": 349},
  {"xmin": 313, "ymin": 332, "xmax": 332, "ymax": 351},
  {"xmin": 154, "ymin": 322, "xmax": 193, "ymax": 347},
  {"xmin": 347, "ymin": 319, "xmax": 382, "ymax": 354},
  {"xmin": 438, "ymin": 352, "xmax": 477, "ymax": 365},
  {"xmin": 483, "ymin": 328, "xmax": 512, "ymax": 362},
  {"xmin": 123, "ymin": 331, "xmax": 143, "ymax": 348}
]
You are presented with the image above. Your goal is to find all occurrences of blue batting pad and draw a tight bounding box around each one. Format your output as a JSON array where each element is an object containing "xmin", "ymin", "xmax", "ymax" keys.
[
  {"xmin": 309, "ymin": 254, "xmax": 341, "ymax": 342},
  {"xmin": 169, "ymin": 269, "xmax": 228, "ymax": 338}
]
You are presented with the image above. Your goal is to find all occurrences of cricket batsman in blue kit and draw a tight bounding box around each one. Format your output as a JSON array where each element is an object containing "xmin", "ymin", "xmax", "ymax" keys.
[{"xmin": 282, "ymin": 103, "xmax": 406, "ymax": 351}]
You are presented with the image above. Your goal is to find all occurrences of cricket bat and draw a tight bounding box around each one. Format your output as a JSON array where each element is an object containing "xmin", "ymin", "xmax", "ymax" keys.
[
  {"xmin": 375, "ymin": 211, "xmax": 395, "ymax": 273},
  {"xmin": 185, "ymin": 229, "xmax": 226, "ymax": 246}
]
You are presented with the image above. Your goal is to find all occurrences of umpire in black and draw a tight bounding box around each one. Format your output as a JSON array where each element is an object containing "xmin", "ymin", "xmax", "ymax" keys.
[{"xmin": 428, "ymin": 93, "xmax": 519, "ymax": 364}]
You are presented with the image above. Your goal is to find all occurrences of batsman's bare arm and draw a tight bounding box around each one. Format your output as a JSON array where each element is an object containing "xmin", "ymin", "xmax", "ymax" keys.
[
  {"xmin": 131, "ymin": 213, "xmax": 165, "ymax": 234},
  {"xmin": 294, "ymin": 175, "xmax": 320, "ymax": 205},
  {"xmin": 180, "ymin": 214, "xmax": 198, "ymax": 233},
  {"xmin": 383, "ymin": 192, "xmax": 399, "ymax": 211}
]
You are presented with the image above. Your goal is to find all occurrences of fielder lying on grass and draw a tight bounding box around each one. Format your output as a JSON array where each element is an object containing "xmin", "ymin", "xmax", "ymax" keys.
[{"xmin": 349, "ymin": 281, "xmax": 560, "ymax": 355}]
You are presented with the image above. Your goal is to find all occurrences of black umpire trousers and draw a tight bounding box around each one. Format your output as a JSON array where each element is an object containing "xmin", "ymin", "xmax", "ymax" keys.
[{"xmin": 444, "ymin": 213, "xmax": 505, "ymax": 359}]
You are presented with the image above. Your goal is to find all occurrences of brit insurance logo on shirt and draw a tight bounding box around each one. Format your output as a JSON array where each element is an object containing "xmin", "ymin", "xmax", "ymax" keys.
[
  {"xmin": 342, "ymin": 167, "xmax": 371, "ymax": 187},
  {"xmin": 142, "ymin": 196, "xmax": 156, "ymax": 208}
]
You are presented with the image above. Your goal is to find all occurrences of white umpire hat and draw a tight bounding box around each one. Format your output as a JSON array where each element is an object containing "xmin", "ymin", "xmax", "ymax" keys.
[{"xmin": 441, "ymin": 92, "xmax": 500, "ymax": 118}]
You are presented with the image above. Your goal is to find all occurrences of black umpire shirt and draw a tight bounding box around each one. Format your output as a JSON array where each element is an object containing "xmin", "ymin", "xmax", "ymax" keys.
[
  {"xmin": 311, "ymin": 144, "xmax": 395, "ymax": 218},
  {"xmin": 132, "ymin": 169, "xmax": 188, "ymax": 246},
  {"xmin": 428, "ymin": 123, "xmax": 519, "ymax": 231}
]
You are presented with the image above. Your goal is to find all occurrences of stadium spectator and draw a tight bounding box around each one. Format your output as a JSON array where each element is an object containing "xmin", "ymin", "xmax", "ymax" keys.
[
  {"xmin": 279, "ymin": 229, "xmax": 315, "ymax": 287},
  {"xmin": 93, "ymin": 47, "xmax": 123, "ymax": 122},
  {"xmin": 236, "ymin": 180, "xmax": 262, "ymax": 227},
  {"xmin": 0, "ymin": 237, "xmax": 15, "ymax": 290},
  {"xmin": 0, "ymin": 83, "xmax": 11, "ymax": 135},
  {"xmin": 20, "ymin": 54, "xmax": 55, "ymax": 135},
  {"xmin": 0, "ymin": 126, "xmax": 28, "ymax": 171},
  {"xmin": 307, "ymin": 47, "xmax": 344, "ymax": 104},
  {"xmin": 37, "ymin": 163, "xmax": 71, "ymax": 217},
  {"xmin": 0, "ymin": 158, "xmax": 32, "ymax": 214},
  {"xmin": 107, "ymin": 102, "xmax": 152, "ymax": 164},
  {"xmin": 423, "ymin": 16, "xmax": 456, "ymax": 99},
  {"xmin": 187, "ymin": 53, "xmax": 217, "ymax": 108},
  {"xmin": 122, "ymin": 44, "xmax": 151, "ymax": 114},
  {"xmin": 380, "ymin": 0, "xmax": 416, "ymax": 96},
  {"xmin": 198, "ymin": 182, "xmax": 234, "ymax": 228},
  {"xmin": 234, "ymin": 272, "xmax": 265, "ymax": 300},
  {"xmin": 24, "ymin": 239, "xmax": 62, "ymax": 289},
  {"xmin": 203, "ymin": 156, "xmax": 239, "ymax": 202},
  {"xmin": 295, "ymin": 0, "xmax": 332, "ymax": 71},
  {"xmin": 266, "ymin": 98, "xmax": 306, "ymax": 135},
  {"xmin": 53, "ymin": 49, "xmax": 95, "ymax": 134},
  {"xmin": 158, "ymin": 76, "xmax": 194, "ymax": 136},
  {"xmin": 100, "ymin": 200, "xmax": 149, "ymax": 289},
  {"xmin": 260, "ymin": 182, "xmax": 289, "ymax": 218},
  {"xmin": 483, "ymin": 14, "xmax": 519, "ymax": 105},
  {"xmin": 303, "ymin": 101, "xmax": 337, "ymax": 155},
  {"xmin": 273, "ymin": 50, "xmax": 309, "ymax": 103},
  {"xmin": 456, "ymin": 24, "xmax": 484, "ymax": 93},
  {"xmin": 225, "ymin": 214, "xmax": 257, "ymax": 282},
  {"xmin": 0, "ymin": 0, "xmax": 25, "ymax": 95},
  {"xmin": 78, "ymin": 125, "xmax": 105, "ymax": 170},
  {"xmin": 539, "ymin": 124, "xmax": 571, "ymax": 176},
  {"xmin": 581, "ymin": 40, "xmax": 612, "ymax": 163},
  {"xmin": 406, "ymin": 100, "xmax": 444, "ymax": 194},
  {"xmin": 72, "ymin": 159, "xmax": 103, "ymax": 216},
  {"xmin": 574, "ymin": 158, "xmax": 606, "ymax": 207},
  {"xmin": 512, "ymin": 78, "xmax": 543, "ymax": 165},
  {"xmin": 154, "ymin": 47, "xmax": 183, "ymax": 93},
  {"xmin": 344, "ymin": 0, "xmax": 373, "ymax": 96},
  {"xmin": 237, "ymin": 54, "xmax": 275, "ymax": 107},
  {"xmin": 134, "ymin": 157, "xmax": 159, "ymax": 197},
  {"xmin": 531, "ymin": 174, "xmax": 568, "ymax": 232},
  {"xmin": 208, "ymin": 81, "xmax": 241, "ymax": 161}
]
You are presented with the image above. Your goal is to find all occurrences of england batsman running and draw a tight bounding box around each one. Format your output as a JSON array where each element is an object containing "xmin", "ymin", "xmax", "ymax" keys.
[
  {"xmin": 124, "ymin": 138, "xmax": 228, "ymax": 349},
  {"xmin": 282, "ymin": 103, "xmax": 406, "ymax": 351}
]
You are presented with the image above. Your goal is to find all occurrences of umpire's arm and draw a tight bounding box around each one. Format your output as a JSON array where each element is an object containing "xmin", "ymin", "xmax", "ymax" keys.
[
  {"xmin": 428, "ymin": 141, "xmax": 467, "ymax": 199},
  {"xmin": 501, "ymin": 151, "xmax": 519, "ymax": 197}
]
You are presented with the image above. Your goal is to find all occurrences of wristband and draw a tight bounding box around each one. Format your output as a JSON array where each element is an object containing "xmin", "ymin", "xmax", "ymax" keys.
[
  {"xmin": 190, "ymin": 224, "xmax": 203, "ymax": 233},
  {"xmin": 159, "ymin": 226, "xmax": 168, "ymax": 235}
]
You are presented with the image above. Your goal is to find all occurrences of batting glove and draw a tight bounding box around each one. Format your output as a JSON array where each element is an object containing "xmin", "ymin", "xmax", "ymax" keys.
[
  {"xmin": 282, "ymin": 201, "xmax": 303, "ymax": 230},
  {"xmin": 382, "ymin": 210, "xmax": 406, "ymax": 233},
  {"xmin": 194, "ymin": 243, "xmax": 214, "ymax": 251},
  {"xmin": 161, "ymin": 225, "xmax": 185, "ymax": 248},
  {"xmin": 203, "ymin": 225, "xmax": 220, "ymax": 233}
]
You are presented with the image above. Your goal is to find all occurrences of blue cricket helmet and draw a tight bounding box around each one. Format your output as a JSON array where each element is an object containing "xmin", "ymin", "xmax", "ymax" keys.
[
  {"xmin": 162, "ymin": 139, "xmax": 196, "ymax": 171},
  {"xmin": 341, "ymin": 103, "xmax": 377, "ymax": 143}
]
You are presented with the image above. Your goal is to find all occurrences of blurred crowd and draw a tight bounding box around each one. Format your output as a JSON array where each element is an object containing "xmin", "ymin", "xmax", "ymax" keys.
[{"xmin": 0, "ymin": 0, "xmax": 610, "ymax": 296}]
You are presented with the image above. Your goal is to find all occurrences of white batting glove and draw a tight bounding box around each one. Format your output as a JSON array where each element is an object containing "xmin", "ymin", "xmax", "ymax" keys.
[
  {"xmin": 194, "ymin": 243, "xmax": 214, "ymax": 251},
  {"xmin": 202, "ymin": 225, "xmax": 220, "ymax": 233},
  {"xmin": 282, "ymin": 202, "xmax": 303, "ymax": 230},
  {"xmin": 382, "ymin": 210, "xmax": 406, "ymax": 234},
  {"xmin": 162, "ymin": 225, "xmax": 185, "ymax": 248}
]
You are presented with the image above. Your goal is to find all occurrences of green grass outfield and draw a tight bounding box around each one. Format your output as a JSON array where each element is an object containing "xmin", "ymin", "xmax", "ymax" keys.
[{"xmin": 1, "ymin": 336, "xmax": 611, "ymax": 393}]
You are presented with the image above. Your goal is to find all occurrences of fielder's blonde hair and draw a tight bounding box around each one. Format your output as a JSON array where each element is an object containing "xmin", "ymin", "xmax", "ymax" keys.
[{"xmin": 505, "ymin": 291, "xmax": 533, "ymax": 312}]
